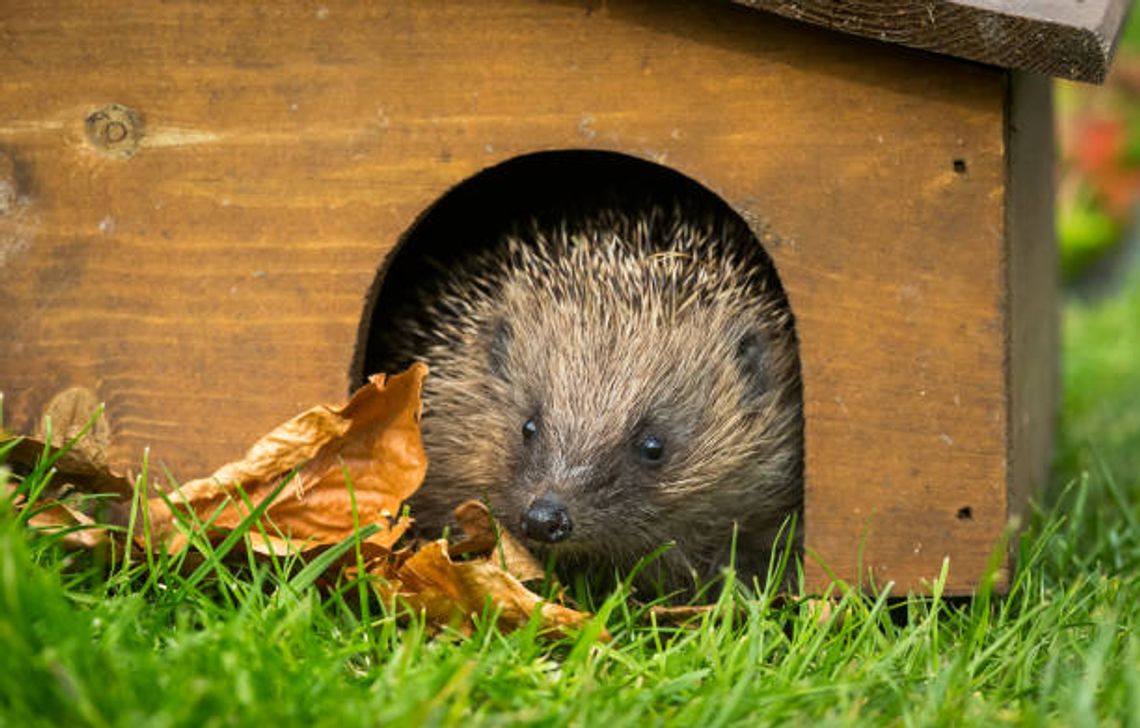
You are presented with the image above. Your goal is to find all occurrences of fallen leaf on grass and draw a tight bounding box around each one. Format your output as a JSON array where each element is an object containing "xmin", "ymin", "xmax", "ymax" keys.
[
  {"xmin": 34, "ymin": 386, "xmax": 113, "ymax": 470},
  {"xmin": 646, "ymin": 604, "xmax": 716, "ymax": 625},
  {"xmin": 5, "ymin": 363, "xmax": 600, "ymax": 640},
  {"xmin": 148, "ymin": 364, "xmax": 429, "ymax": 554},
  {"xmin": 378, "ymin": 538, "xmax": 599, "ymax": 638},
  {"xmin": 450, "ymin": 500, "xmax": 546, "ymax": 583},
  {"xmin": 2, "ymin": 404, "xmax": 130, "ymax": 550},
  {"xmin": 1, "ymin": 429, "xmax": 134, "ymax": 501},
  {"xmin": 4, "ymin": 483, "xmax": 110, "ymax": 550}
]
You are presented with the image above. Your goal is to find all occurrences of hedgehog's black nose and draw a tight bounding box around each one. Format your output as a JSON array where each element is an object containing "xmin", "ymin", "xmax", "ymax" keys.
[{"xmin": 521, "ymin": 494, "xmax": 573, "ymax": 543}]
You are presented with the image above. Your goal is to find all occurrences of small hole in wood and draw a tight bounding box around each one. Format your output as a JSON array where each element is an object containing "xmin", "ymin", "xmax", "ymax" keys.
[
  {"xmin": 956, "ymin": 506, "xmax": 973, "ymax": 521},
  {"xmin": 952, "ymin": 159, "xmax": 967, "ymax": 174}
]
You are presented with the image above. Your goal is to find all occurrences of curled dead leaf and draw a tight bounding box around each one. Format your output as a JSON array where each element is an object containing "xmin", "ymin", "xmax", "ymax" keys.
[
  {"xmin": 450, "ymin": 500, "xmax": 546, "ymax": 583},
  {"xmin": 377, "ymin": 538, "xmax": 602, "ymax": 639},
  {"xmin": 370, "ymin": 498, "xmax": 596, "ymax": 637},
  {"xmin": 802, "ymin": 597, "xmax": 842, "ymax": 627},
  {"xmin": 34, "ymin": 386, "xmax": 112, "ymax": 469},
  {"xmin": 23, "ymin": 499, "xmax": 108, "ymax": 550},
  {"xmin": 149, "ymin": 364, "xmax": 429, "ymax": 553},
  {"xmin": 6, "ymin": 364, "xmax": 606, "ymax": 641},
  {"xmin": 646, "ymin": 604, "xmax": 716, "ymax": 626},
  {"xmin": 0, "ymin": 429, "xmax": 134, "ymax": 501}
]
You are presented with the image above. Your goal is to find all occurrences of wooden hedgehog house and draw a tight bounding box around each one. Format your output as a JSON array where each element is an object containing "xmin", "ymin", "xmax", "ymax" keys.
[{"xmin": 0, "ymin": 1, "xmax": 1130, "ymax": 595}]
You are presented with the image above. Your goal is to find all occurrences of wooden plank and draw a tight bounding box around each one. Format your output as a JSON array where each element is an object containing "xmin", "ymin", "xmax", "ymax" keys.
[
  {"xmin": 1006, "ymin": 71, "xmax": 1059, "ymax": 529},
  {"xmin": 733, "ymin": 0, "xmax": 1131, "ymax": 82},
  {"xmin": 0, "ymin": 0, "xmax": 1010, "ymax": 594}
]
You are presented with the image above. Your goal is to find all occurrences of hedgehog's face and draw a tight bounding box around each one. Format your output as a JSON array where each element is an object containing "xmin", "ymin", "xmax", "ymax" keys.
[
  {"xmin": 471, "ymin": 295, "xmax": 801, "ymax": 576},
  {"xmin": 505, "ymin": 391, "xmax": 693, "ymax": 557},
  {"xmin": 410, "ymin": 209, "xmax": 803, "ymax": 590}
]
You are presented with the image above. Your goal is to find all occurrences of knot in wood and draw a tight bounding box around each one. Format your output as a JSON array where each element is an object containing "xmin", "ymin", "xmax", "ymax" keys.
[{"xmin": 85, "ymin": 104, "xmax": 143, "ymax": 159}]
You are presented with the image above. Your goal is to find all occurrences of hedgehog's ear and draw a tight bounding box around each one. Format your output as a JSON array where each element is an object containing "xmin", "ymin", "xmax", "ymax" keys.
[
  {"xmin": 486, "ymin": 316, "xmax": 513, "ymax": 380},
  {"xmin": 734, "ymin": 329, "xmax": 769, "ymax": 407}
]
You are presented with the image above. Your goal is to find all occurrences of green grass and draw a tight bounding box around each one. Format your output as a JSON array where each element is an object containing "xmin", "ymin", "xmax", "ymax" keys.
[{"xmin": 3, "ymin": 272, "xmax": 1140, "ymax": 727}]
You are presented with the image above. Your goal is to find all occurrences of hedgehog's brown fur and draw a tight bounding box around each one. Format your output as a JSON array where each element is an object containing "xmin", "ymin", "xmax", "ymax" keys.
[{"xmin": 389, "ymin": 202, "xmax": 802, "ymax": 595}]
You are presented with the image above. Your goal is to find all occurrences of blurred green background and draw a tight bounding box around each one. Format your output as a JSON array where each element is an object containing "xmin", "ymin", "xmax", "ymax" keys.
[
  {"xmin": 1054, "ymin": 19, "xmax": 1140, "ymax": 559},
  {"xmin": 1057, "ymin": 24, "xmax": 1140, "ymax": 290}
]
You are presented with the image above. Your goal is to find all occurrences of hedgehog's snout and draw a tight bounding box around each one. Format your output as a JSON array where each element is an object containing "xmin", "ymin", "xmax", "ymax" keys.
[{"xmin": 521, "ymin": 494, "xmax": 573, "ymax": 543}]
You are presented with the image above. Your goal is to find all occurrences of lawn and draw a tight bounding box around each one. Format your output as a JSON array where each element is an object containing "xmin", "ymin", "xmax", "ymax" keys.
[{"xmin": 2, "ymin": 262, "xmax": 1138, "ymax": 728}]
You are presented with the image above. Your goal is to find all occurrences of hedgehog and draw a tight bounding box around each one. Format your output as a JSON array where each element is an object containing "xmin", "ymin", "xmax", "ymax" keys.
[{"xmin": 383, "ymin": 201, "xmax": 803, "ymax": 595}]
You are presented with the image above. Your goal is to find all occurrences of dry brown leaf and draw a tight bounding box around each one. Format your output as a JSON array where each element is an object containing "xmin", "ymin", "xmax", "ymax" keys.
[
  {"xmin": 3, "ymin": 482, "xmax": 109, "ymax": 550},
  {"xmin": 370, "ymin": 499, "xmax": 598, "ymax": 638},
  {"xmin": 802, "ymin": 597, "xmax": 842, "ymax": 627},
  {"xmin": 242, "ymin": 521, "xmax": 412, "ymax": 560},
  {"xmin": 34, "ymin": 386, "xmax": 113, "ymax": 469},
  {"xmin": 148, "ymin": 363, "xmax": 429, "ymax": 553},
  {"xmin": 7, "ymin": 363, "xmax": 606, "ymax": 641},
  {"xmin": 646, "ymin": 604, "xmax": 717, "ymax": 625},
  {"xmin": 0, "ymin": 429, "xmax": 135, "ymax": 501},
  {"xmin": 28, "ymin": 502, "xmax": 109, "ymax": 550},
  {"xmin": 450, "ymin": 500, "xmax": 546, "ymax": 583},
  {"xmin": 378, "ymin": 539, "xmax": 601, "ymax": 639}
]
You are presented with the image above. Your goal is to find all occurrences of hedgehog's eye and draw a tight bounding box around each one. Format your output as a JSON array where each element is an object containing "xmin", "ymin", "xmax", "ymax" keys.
[
  {"xmin": 636, "ymin": 434, "xmax": 665, "ymax": 464},
  {"xmin": 522, "ymin": 418, "xmax": 538, "ymax": 441}
]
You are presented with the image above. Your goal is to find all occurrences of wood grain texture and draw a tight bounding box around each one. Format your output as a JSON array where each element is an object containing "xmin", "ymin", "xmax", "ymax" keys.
[
  {"xmin": 733, "ymin": 0, "xmax": 1130, "ymax": 82},
  {"xmin": 0, "ymin": 0, "xmax": 1026, "ymax": 594},
  {"xmin": 1007, "ymin": 72, "xmax": 1058, "ymax": 529}
]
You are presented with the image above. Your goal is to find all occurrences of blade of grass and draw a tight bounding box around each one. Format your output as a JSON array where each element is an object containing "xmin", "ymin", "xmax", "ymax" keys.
[{"xmin": 289, "ymin": 523, "xmax": 381, "ymax": 594}]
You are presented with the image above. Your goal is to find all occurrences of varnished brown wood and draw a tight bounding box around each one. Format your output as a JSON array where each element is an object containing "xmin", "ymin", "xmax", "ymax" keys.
[
  {"xmin": 0, "ymin": 0, "xmax": 1036, "ymax": 594},
  {"xmin": 734, "ymin": 0, "xmax": 1130, "ymax": 83},
  {"xmin": 1007, "ymin": 72, "xmax": 1059, "ymax": 528}
]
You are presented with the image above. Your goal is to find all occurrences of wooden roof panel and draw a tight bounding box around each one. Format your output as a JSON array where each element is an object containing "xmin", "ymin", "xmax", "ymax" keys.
[{"xmin": 734, "ymin": 0, "xmax": 1131, "ymax": 82}]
